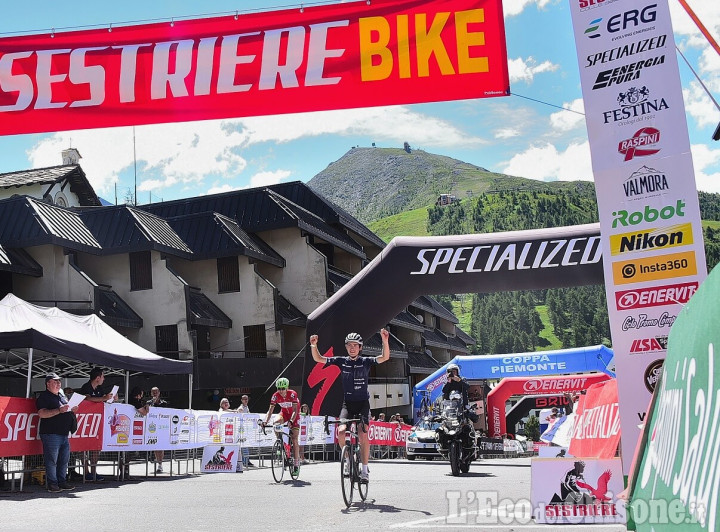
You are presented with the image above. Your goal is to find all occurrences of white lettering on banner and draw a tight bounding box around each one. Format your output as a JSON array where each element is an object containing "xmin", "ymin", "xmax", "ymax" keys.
[
  {"xmin": 1, "ymin": 412, "xmax": 40, "ymax": 441},
  {"xmin": 410, "ymin": 237, "xmax": 602, "ymax": 275},
  {"xmin": 0, "ymin": 23, "xmax": 349, "ymax": 112},
  {"xmin": 70, "ymin": 413, "xmax": 102, "ymax": 439},
  {"xmin": 523, "ymin": 378, "xmax": 589, "ymax": 393},
  {"xmin": 571, "ymin": 403, "xmax": 620, "ymax": 440},
  {"xmin": 492, "ymin": 407, "xmax": 501, "ymax": 437},
  {"xmin": 426, "ymin": 373, "xmax": 449, "ymax": 393}
]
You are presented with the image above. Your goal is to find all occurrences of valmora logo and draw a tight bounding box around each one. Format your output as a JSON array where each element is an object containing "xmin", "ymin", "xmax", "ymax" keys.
[
  {"xmin": 618, "ymin": 127, "xmax": 660, "ymax": 162},
  {"xmin": 629, "ymin": 336, "xmax": 668, "ymax": 354},
  {"xmin": 615, "ymin": 281, "xmax": 698, "ymax": 310},
  {"xmin": 622, "ymin": 165, "xmax": 669, "ymax": 200},
  {"xmin": 609, "ymin": 223, "xmax": 693, "ymax": 255},
  {"xmin": 603, "ymin": 86, "xmax": 669, "ymax": 124}
]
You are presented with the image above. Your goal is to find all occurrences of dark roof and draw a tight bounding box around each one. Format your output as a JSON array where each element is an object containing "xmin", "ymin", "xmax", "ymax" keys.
[
  {"xmin": 455, "ymin": 327, "xmax": 475, "ymax": 345},
  {"xmin": 0, "ymin": 246, "xmax": 43, "ymax": 276},
  {"xmin": 423, "ymin": 328, "xmax": 470, "ymax": 353},
  {"xmin": 188, "ymin": 288, "xmax": 232, "ymax": 328},
  {"xmin": 167, "ymin": 212, "xmax": 285, "ymax": 266},
  {"xmin": 364, "ymin": 332, "xmax": 406, "ymax": 356},
  {"xmin": 407, "ymin": 350, "xmax": 441, "ymax": 373},
  {"xmin": 0, "ymin": 165, "xmax": 100, "ymax": 206},
  {"xmin": 0, "ymin": 196, "xmax": 102, "ymax": 253},
  {"xmin": 80, "ymin": 205, "xmax": 193, "ymax": 257},
  {"xmin": 96, "ymin": 287, "xmax": 143, "ymax": 329},
  {"xmin": 328, "ymin": 266, "xmax": 352, "ymax": 292},
  {"xmin": 276, "ymin": 294, "xmax": 307, "ymax": 327},
  {"xmin": 390, "ymin": 310, "xmax": 425, "ymax": 332},
  {"xmin": 413, "ymin": 296, "xmax": 459, "ymax": 324}
]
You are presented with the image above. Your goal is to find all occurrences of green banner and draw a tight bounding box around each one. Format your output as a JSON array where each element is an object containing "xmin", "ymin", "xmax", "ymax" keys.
[{"xmin": 629, "ymin": 265, "xmax": 720, "ymax": 530}]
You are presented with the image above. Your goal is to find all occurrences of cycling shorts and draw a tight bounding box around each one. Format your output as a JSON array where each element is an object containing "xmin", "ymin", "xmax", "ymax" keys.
[
  {"xmin": 339, "ymin": 400, "xmax": 370, "ymax": 432},
  {"xmin": 277, "ymin": 411, "xmax": 300, "ymax": 430}
]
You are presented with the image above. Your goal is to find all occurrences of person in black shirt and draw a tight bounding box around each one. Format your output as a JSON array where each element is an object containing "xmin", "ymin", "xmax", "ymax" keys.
[
  {"xmin": 442, "ymin": 364, "xmax": 479, "ymax": 423},
  {"xmin": 36, "ymin": 373, "xmax": 78, "ymax": 492},
  {"xmin": 79, "ymin": 367, "xmax": 115, "ymax": 481},
  {"xmin": 148, "ymin": 386, "xmax": 169, "ymax": 473}
]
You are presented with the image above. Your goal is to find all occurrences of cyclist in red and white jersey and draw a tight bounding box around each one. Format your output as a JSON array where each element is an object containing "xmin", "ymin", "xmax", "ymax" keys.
[{"xmin": 263, "ymin": 378, "xmax": 301, "ymax": 474}]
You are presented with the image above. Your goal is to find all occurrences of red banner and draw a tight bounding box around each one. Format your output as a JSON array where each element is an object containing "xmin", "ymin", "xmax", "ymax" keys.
[
  {"xmin": 0, "ymin": 0, "xmax": 509, "ymax": 136},
  {"xmin": 0, "ymin": 397, "xmax": 103, "ymax": 457},
  {"xmin": 367, "ymin": 421, "xmax": 413, "ymax": 446},
  {"xmin": 568, "ymin": 379, "xmax": 621, "ymax": 460}
]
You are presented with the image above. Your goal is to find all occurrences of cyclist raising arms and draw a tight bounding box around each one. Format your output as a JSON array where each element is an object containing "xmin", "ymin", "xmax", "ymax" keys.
[
  {"xmin": 310, "ymin": 328, "xmax": 390, "ymax": 483},
  {"xmin": 263, "ymin": 378, "xmax": 301, "ymax": 474}
]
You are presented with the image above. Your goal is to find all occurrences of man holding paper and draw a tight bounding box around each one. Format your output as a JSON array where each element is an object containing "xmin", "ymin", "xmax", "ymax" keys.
[
  {"xmin": 37, "ymin": 373, "xmax": 79, "ymax": 492},
  {"xmin": 79, "ymin": 368, "xmax": 115, "ymax": 481}
]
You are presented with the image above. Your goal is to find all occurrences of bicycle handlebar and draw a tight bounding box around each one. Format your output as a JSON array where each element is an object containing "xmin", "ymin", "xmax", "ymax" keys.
[
  {"xmin": 323, "ymin": 416, "xmax": 364, "ymax": 435},
  {"xmin": 258, "ymin": 419, "xmax": 292, "ymax": 436}
]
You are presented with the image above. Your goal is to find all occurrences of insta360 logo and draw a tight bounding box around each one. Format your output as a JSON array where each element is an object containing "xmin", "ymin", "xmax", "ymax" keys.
[{"xmin": 622, "ymin": 264, "xmax": 636, "ymax": 278}]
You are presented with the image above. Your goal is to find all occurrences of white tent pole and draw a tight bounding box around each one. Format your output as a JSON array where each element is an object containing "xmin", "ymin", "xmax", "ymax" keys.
[
  {"xmin": 125, "ymin": 371, "xmax": 130, "ymax": 402},
  {"xmin": 25, "ymin": 348, "xmax": 33, "ymax": 398}
]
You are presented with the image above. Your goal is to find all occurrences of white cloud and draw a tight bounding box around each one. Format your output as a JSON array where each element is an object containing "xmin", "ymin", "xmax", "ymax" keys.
[
  {"xmin": 495, "ymin": 128, "xmax": 521, "ymax": 139},
  {"xmin": 549, "ymin": 99, "xmax": 586, "ymax": 132},
  {"xmin": 205, "ymin": 183, "xmax": 242, "ymax": 195},
  {"xmin": 508, "ymin": 57, "xmax": 559, "ymax": 85},
  {"xmin": 692, "ymin": 143, "xmax": 720, "ymax": 193},
  {"xmin": 684, "ymin": 82, "xmax": 720, "ymax": 129},
  {"xmin": 504, "ymin": 0, "xmax": 559, "ymax": 18},
  {"xmin": 501, "ymin": 141, "xmax": 593, "ymax": 182},
  {"xmin": 249, "ymin": 170, "xmax": 292, "ymax": 188}
]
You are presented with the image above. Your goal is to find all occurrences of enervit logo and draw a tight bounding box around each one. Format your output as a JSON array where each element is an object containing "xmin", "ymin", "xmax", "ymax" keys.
[
  {"xmin": 629, "ymin": 335, "xmax": 668, "ymax": 353},
  {"xmin": 609, "ymin": 223, "xmax": 693, "ymax": 255},
  {"xmin": 612, "ymin": 251, "xmax": 697, "ymax": 285},
  {"xmin": 586, "ymin": 4, "xmax": 657, "ymax": 39},
  {"xmin": 644, "ymin": 359, "xmax": 664, "ymax": 393},
  {"xmin": 618, "ymin": 127, "xmax": 660, "ymax": 161},
  {"xmin": 522, "ymin": 377, "xmax": 589, "ymax": 393},
  {"xmin": 603, "ymin": 86, "xmax": 669, "ymax": 124},
  {"xmin": 611, "ymin": 199, "xmax": 685, "ymax": 229},
  {"xmin": 592, "ymin": 55, "xmax": 665, "ymax": 90},
  {"xmin": 622, "ymin": 165, "xmax": 669, "ymax": 200},
  {"xmin": 585, "ymin": 35, "xmax": 667, "ymax": 68},
  {"xmin": 615, "ymin": 281, "xmax": 698, "ymax": 310}
]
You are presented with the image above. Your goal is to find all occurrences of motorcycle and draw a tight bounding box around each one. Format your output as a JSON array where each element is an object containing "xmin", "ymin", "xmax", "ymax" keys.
[{"xmin": 433, "ymin": 391, "xmax": 479, "ymax": 476}]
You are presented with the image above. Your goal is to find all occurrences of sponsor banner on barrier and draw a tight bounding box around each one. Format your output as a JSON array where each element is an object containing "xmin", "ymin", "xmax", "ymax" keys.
[
  {"xmin": 531, "ymin": 457, "xmax": 625, "ymax": 524},
  {"xmin": 478, "ymin": 437, "xmax": 504, "ymax": 454},
  {"xmin": 201, "ymin": 444, "xmax": 240, "ymax": 473},
  {"xmin": 0, "ymin": 398, "xmax": 103, "ymax": 456},
  {"xmin": 0, "ymin": 0, "xmax": 509, "ymax": 136},
  {"xmin": 366, "ymin": 421, "xmax": 414, "ymax": 446},
  {"xmin": 568, "ymin": 379, "xmax": 620, "ymax": 459},
  {"xmin": 629, "ymin": 264, "xmax": 720, "ymax": 531},
  {"xmin": 103, "ymin": 403, "xmax": 197, "ymax": 451}
]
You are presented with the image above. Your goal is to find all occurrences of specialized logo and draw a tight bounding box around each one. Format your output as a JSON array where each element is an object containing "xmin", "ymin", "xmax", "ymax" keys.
[
  {"xmin": 622, "ymin": 165, "xmax": 669, "ymax": 201},
  {"xmin": 586, "ymin": 4, "xmax": 657, "ymax": 40},
  {"xmin": 603, "ymin": 86, "xmax": 669, "ymax": 124},
  {"xmin": 592, "ymin": 54, "xmax": 664, "ymax": 90},
  {"xmin": 615, "ymin": 281, "xmax": 698, "ymax": 310},
  {"xmin": 644, "ymin": 359, "xmax": 664, "ymax": 393},
  {"xmin": 618, "ymin": 127, "xmax": 660, "ymax": 161},
  {"xmin": 622, "ymin": 311, "xmax": 676, "ymax": 331},
  {"xmin": 410, "ymin": 236, "xmax": 602, "ymax": 275},
  {"xmin": 585, "ymin": 35, "xmax": 667, "ymax": 67},
  {"xmin": 629, "ymin": 335, "xmax": 668, "ymax": 354},
  {"xmin": 578, "ymin": 0, "xmax": 619, "ymax": 12},
  {"xmin": 612, "ymin": 251, "xmax": 697, "ymax": 285},
  {"xmin": 609, "ymin": 223, "xmax": 692, "ymax": 255},
  {"xmin": 611, "ymin": 199, "xmax": 685, "ymax": 228}
]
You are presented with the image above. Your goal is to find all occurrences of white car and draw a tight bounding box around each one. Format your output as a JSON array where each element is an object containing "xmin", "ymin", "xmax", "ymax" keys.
[{"xmin": 406, "ymin": 418, "xmax": 442, "ymax": 460}]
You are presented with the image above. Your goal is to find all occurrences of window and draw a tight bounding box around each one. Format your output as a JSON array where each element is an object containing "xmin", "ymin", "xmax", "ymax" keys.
[
  {"xmin": 217, "ymin": 256, "xmax": 240, "ymax": 293},
  {"xmin": 155, "ymin": 325, "xmax": 179, "ymax": 359},
  {"xmin": 243, "ymin": 324, "xmax": 267, "ymax": 358},
  {"xmin": 129, "ymin": 251, "xmax": 152, "ymax": 290}
]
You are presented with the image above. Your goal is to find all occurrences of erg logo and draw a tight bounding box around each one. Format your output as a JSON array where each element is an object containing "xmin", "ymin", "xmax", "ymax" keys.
[{"xmin": 585, "ymin": 4, "xmax": 657, "ymax": 38}]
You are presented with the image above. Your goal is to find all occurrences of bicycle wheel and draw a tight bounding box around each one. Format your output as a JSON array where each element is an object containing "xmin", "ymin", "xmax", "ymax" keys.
[
  {"xmin": 290, "ymin": 441, "xmax": 300, "ymax": 480},
  {"xmin": 271, "ymin": 439, "xmax": 285, "ymax": 483},
  {"xmin": 355, "ymin": 447, "xmax": 368, "ymax": 501},
  {"xmin": 340, "ymin": 445, "xmax": 354, "ymax": 507}
]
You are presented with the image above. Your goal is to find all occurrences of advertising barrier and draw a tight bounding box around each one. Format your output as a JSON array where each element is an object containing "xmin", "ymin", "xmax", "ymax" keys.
[
  {"xmin": 568, "ymin": 379, "xmax": 620, "ymax": 459},
  {"xmin": 201, "ymin": 444, "xmax": 240, "ymax": 473}
]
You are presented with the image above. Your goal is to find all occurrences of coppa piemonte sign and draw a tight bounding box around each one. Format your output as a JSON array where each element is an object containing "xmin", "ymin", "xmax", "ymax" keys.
[{"xmin": 0, "ymin": 0, "xmax": 509, "ymax": 136}]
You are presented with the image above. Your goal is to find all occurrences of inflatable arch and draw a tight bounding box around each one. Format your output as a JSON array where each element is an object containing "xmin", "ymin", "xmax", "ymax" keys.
[{"xmin": 302, "ymin": 223, "xmax": 605, "ymax": 416}]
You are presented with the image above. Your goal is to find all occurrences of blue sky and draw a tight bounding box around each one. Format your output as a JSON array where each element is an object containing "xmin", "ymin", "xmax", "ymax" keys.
[{"xmin": 0, "ymin": 0, "xmax": 718, "ymax": 204}]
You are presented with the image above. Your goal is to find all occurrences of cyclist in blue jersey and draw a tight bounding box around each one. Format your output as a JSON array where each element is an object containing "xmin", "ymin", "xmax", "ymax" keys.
[{"xmin": 310, "ymin": 328, "xmax": 390, "ymax": 483}]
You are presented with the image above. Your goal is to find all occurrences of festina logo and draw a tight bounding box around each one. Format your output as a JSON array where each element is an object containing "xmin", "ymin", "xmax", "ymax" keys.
[
  {"xmin": 603, "ymin": 86, "xmax": 669, "ymax": 124},
  {"xmin": 593, "ymin": 55, "xmax": 665, "ymax": 90},
  {"xmin": 630, "ymin": 336, "xmax": 668, "ymax": 353},
  {"xmin": 623, "ymin": 166, "xmax": 669, "ymax": 198}
]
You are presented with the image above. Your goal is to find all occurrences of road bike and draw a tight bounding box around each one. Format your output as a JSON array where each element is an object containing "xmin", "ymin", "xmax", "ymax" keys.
[
  {"xmin": 260, "ymin": 421, "xmax": 300, "ymax": 482},
  {"xmin": 324, "ymin": 417, "xmax": 368, "ymax": 507}
]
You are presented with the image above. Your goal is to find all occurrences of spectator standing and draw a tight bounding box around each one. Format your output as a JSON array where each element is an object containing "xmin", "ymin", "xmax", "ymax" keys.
[
  {"xmin": 236, "ymin": 395, "xmax": 254, "ymax": 467},
  {"xmin": 299, "ymin": 403, "xmax": 310, "ymax": 465},
  {"xmin": 79, "ymin": 367, "xmax": 115, "ymax": 481},
  {"xmin": 378, "ymin": 412, "xmax": 386, "ymax": 422},
  {"xmin": 148, "ymin": 387, "xmax": 169, "ymax": 473},
  {"xmin": 218, "ymin": 398, "xmax": 236, "ymax": 412},
  {"xmin": 36, "ymin": 373, "xmax": 78, "ymax": 492},
  {"xmin": 129, "ymin": 386, "xmax": 150, "ymax": 416}
]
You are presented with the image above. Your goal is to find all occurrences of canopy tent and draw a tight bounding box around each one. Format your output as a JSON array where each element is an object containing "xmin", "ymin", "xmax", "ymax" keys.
[{"xmin": 0, "ymin": 293, "xmax": 192, "ymax": 375}]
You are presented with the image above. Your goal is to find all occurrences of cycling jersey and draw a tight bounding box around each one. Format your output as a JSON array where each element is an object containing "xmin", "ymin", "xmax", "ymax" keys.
[
  {"xmin": 270, "ymin": 389, "xmax": 300, "ymax": 428},
  {"xmin": 324, "ymin": 356, "xmax": 379, "ymax": 401}
]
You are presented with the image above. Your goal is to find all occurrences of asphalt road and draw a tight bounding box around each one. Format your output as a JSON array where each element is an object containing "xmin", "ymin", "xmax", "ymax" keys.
[{"xmin": 1, "ymin": 456, "xmax": 627, "ymax": 531}]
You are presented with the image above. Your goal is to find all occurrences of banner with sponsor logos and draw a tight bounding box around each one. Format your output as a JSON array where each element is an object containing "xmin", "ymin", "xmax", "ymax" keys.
[
  {"xmin": 569, "ymin": 379, "xmax": 620, "ymax": 459},
  {"xmin": 569, "ymin": 0, "xmax": 707, "ymax": 473},
  {"xmin": 531, "ymin": 457, "xmax": 625, "ymax": 524},
  {"xmin": 0, "ymin": 398, "xmax": 103, "ymax": 456},
  {"xmin": 486, "ymin": 373, "xmax": 610, "ymax": 437},
  {"xmin": 629, "ymin": 263, "xmax": 720, "ymax": 531},
  {"xmin": 102, "ymin": 403, "xmax": 196, "ymax": 451},
  {"xmin": 367, "ymin": 421, "xmax": 413, "ymax": 446},
  {"xmin": 201, "ymin": 444, "xmax": 240, "ymax": 473},
  {"xmin": 0, "ymin": 0, "xmax": 509, "ymax": 136}
]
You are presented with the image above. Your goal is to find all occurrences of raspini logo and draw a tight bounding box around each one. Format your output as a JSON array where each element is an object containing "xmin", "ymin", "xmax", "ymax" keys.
[{"xmin": 618, "ymin": 127, "xmax": 660, "ymax": 162}]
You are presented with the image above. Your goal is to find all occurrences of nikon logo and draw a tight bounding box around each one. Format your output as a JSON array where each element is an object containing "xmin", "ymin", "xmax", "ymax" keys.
[
  {"xmin": 410, "ymin": 237, "xmax": 602, "ymax": 275},
  {"xmin": 609, "ymin": 223, "xmax": 693, "ymax": 255},
  {"xmin": 611, "ymin": 200, "xmax": 685, "ymax": 228}
]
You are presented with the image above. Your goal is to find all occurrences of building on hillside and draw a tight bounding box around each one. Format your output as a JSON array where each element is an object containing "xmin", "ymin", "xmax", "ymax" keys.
[{"xmin": 0, "ymin": 158, "xmax": 474, "ymax": 414}]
